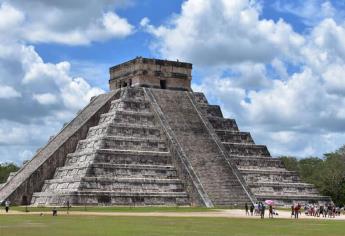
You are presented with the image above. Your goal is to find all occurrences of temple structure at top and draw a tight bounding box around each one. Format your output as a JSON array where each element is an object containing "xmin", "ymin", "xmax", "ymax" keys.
[{"xmin": 109, "ymin": 57, "xmax": 192, "ymax": 91}]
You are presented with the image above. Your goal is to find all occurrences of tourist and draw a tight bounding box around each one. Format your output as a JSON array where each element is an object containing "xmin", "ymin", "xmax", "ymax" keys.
[
  {"xmin": 5, "ymin": 200, "xmax": 10, "ymax": 213},
  {"xmin": 52, "ymin": 207, "xmax": 58, "ymax": 216},
  {"xmin": 298, "ymin": 203, "xmax": 302, "ymax": 216},
  {"xmin": 250, "ymin": 203, "xmax": 254, "ymax": 216},
  {"xmin": 268, "ymin": 205, "xmax": 273, "ymax": 219},
  {"xmin": 260, "ymin": 203, "xmax": 266, "ymax": 219},
  {"xmin": 245, "ymin": 203, "xmax": 249, "ymax": 216},
  {"xmin": 319, "ymin": 205, "xmax": 324, "ymax": 217},
  {"xmin": 254, "ymin": 202, "xmax": 259, "ymax": 215},
  {"xmin": 272, "ymin": 208, "xmax": 279, "ymax": 216},
  {"xmin": 332, "ymin": 205, "xmax": 336, "ymax": 218},
  {"xmin": 294, "ymin": 204, "xmax": 301, "ymax": 219},
  {"xmin": 327, "ymin": 204, "xmax": 333, "ymax": 218},
  {"xmin": 315, "ymin": 205, "xmax": 320, "ymax": 217},
  {"xmin": 336, "ymin": 206, "xmax": 341, "ymax": 216},
  {"xmin": 305, "ymin": 204, "xmax": 309, "ymax": 216},
  {"xmin": 311, "ymin": 204, "xmax": 315, "ymax": 216},
  {"xmin": 66, "ymin": 200, "xmax": 71, "ymax": 215},
  {"xmin": 323, "ymin": 205, "xmax": 328, "ymax": 218}
]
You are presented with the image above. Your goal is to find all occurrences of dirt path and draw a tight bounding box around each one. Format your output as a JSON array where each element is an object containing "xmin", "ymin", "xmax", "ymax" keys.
[{"xmin": 1, "ymin": 209, "xmax": 345, "ymax": 220}]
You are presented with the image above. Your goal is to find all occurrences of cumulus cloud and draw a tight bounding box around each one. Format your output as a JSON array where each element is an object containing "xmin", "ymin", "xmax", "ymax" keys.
[
  {"xmin": 0, "ymin": 0, "xmax": 115, "ymax": 163},
  {"xmin": 0, "ymin": 40, "xmax": 104, "ymax": 124},
  {"xmin": 141, "ymin": 0, "xmax": 304, "ymax": 66},
  {"xmin": 273, "ymin": 0, "xmax": 344, "ymax": 26},
  {"xmin": 0, "ymin": 119, "xmax": 60, "ymax": 164},
  {"xmin": 33, "ymin": 93, "xmax": 58, "ymax": 105},
  {"xmin": 149, "ymin": 0, "xmax": 345, "ymax": 157},
  {"xmin": 0, "ymin": 0, "xmax": 134, "ymax": 45},
  {"xmin": 0, "ymin": 41, "xmax": 105, "ymax": 163},
  {"xmin": 0, "ymin": 85, "xmax": 21, "ymax": 99}
]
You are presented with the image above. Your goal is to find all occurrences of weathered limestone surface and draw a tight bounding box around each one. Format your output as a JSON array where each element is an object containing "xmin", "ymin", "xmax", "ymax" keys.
[
  {"xmin": 0, "ymin": 91, "xmax": 118, "ymax": 204},
  {"xmin": 193, "ymin": 92, "xmax": 331, "ymax": 206},
  {"xmin": 31, "ymin": 88, "xmax": 190, "ymax": 206},
  {"xmin": 1, "ymin": 58, "xmax": 332, "ymax": 207},
  {"xmin": 147, "ymin": 89, "xmax": 254, "ymax": 206}
]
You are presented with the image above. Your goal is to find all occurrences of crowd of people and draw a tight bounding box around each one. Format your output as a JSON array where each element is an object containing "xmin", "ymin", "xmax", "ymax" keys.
[
  {"xmin": 245, "ymin": 202, "xmax": 343, "ymax": 219},
  {"xmin": 303, "ymin": 204, "xmax": 342, "ymax": 218},
  {"xmin": 245, "ymin": 202, "xmax": 278, "ymax": 219}
]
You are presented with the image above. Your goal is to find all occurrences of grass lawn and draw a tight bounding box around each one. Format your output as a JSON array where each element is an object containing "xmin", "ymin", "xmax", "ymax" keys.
[
  {"xmin": 10, "ymin": 206, "xmax": 215, "ymax": 213},
  {"xmin": 0, "ymin": 215, "xmax": 344, "ymax": 236}
]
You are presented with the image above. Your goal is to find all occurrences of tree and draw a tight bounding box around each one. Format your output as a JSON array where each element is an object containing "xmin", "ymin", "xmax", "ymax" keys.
[
  {"xmin": 298, "ymin": 157, "xmax": 323, "ymax": 185},
  {"xmin": 318, "ymin": 153, "xmax": 345, "ymax": 206},
  {"xmin": 278, "ymin": 156, "xmax": 298, "ymax": 171},
  {"xmin": 279, "ymin": 150, "xmax": 345, "ymax": 206},
  {"xmin": 0, "ymin": 163, "xmax": 20, "ymax": 183},
  {"xmin": 335, "ymin": 145, "xmax": 345, "ymax": 155}
]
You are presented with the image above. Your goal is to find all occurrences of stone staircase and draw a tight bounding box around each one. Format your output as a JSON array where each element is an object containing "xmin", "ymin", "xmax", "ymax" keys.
[
  {"xmin": 147, "ymin": 89, "xmax": 253, "ymax": 206},
  {"xmin": 31, "ymin": 88, "xmax": 189, "ymax": 206},
  {"xmin": 193, "ymin": 92, "xmax": 331, "ymax": 206}
]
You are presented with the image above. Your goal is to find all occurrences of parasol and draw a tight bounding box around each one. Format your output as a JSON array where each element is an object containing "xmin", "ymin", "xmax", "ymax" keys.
[{"xmin": 265, "ymin": 200, "xmax": 274, "ymax": 205}]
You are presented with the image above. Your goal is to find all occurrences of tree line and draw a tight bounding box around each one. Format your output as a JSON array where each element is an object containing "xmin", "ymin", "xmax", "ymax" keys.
[
  {"xmin": 0, "ymin": 163, "xmax": 19, "ymax": 183},
  {"xmin": 279, "ymin": 146, "xmax": 345, "ymax": 206}
]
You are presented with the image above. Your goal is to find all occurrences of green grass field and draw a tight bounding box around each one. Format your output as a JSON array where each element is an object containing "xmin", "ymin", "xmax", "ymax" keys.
[
  {"xmin": 0, "ymin": 215, "xmax": 344, "ymax": 236},
  {"xmin": 10, "ymin": 206, "xmax": 215, "ymax": 213}
]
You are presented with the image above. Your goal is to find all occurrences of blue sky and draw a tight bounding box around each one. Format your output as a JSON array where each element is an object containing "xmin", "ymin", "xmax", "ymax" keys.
[{"xmin": 1, "ymin": 0, "xmax": 345, "ymax": 164}]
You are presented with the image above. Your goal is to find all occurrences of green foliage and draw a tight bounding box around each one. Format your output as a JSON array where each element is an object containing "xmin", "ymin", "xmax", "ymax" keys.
[
  {"xmin": 298, "ymin": 157, "xmax": 323, "ymax": 184},
  {"xmin": 319, "ymin": 153, "xmax": 345, "ymax": 205},
  {"xmin": 0, "ymin": 163, "xmax": 20, "ymax": 183},
  {"xmin": 335, "ymin": 145, "xmax": 345, "ymax": 155},
  {"xmin": 277, "ymin": 156, "xmax": 298, "ymax": 171},
  {"xmin": 278, "ymin": 150, "xmax": 345, "ymax": 206}
]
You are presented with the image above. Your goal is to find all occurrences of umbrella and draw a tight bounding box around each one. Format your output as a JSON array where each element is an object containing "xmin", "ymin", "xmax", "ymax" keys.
[{"xmin": 265, "ymin": 200, "xmax": 274, "ymax": 205}]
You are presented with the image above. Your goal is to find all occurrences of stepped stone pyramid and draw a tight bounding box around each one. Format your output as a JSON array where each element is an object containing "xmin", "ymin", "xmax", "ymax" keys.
[{"xmin": 0, "ymin": 57, "xmax": 330, "ymax": 207}]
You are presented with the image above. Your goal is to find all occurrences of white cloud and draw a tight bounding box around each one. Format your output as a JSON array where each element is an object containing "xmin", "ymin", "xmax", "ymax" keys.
[
  {"xmin": 0, "ymin": 119, "xmax": 64, "ymax": 164},
  {"xmin": 151, "ymin": 0, "xmax": 345, "ymax": 157},
  {"xmin": 0, "ymin": 41, "xmax": 105, "ymax": 163},
  {"xmin": 142, "ymin": 0, "xmax": 304, "ymax": 66},
  {"xmin": 102, "ymin": 12, "xmax": 134, "ymax": 38},
  {"xmin": 0, "ymin": 85, "xmax": 21, "ymax": 99},
  {"xmin": 2, "ymin": 43, "xmax": 105, "ymax": 110},
  {"xmin": 0, "ymin": 2, "xmax": 23, "ymax": 30},
  {"xmin": 306, "ymin": 18, "xmax": 345, "ymax": 63},
  {"xmin": 0, "ymin": 1, "xmax": 118, "ymax": 163},
  {"xmin": 273, "ymin": 0, "xmax": 343, "ymax": 26},
  {"xmin": 33, "ymin": 93, "xmax": 58, "ymax": 105},
  {"xmin": 61, "ymin": 77, "xmax": 104, "ymax": 110},
  {"xmin": 195, "ymin": 63, "xmax": 345, "ymax": 157},
  {"xmin": 0, "ymin": 1, "xmax": 134, "ymax": 45}
]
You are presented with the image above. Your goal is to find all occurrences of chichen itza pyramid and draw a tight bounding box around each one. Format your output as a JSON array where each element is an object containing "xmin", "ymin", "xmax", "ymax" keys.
[{"xmin": 0, "ymin": 57, "xmax": 331, "ymax": 207}]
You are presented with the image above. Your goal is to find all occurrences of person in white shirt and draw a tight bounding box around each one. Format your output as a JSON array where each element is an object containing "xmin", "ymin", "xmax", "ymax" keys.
[{"xmin": 5, "ymin": 200, "xmax": 10, "ymax": 213}]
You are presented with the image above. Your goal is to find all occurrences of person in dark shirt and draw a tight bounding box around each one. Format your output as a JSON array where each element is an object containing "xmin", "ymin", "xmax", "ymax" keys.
[
  {"xmin": 269, "ymin": 205, "xmax": 273, "ymax": 218},
  {"xmin": 250, "ymin": 203, "xmax": 254, "ymax": 216},
  {"xmin": 260, "ymin": 203, "xmax": 266, "ymax": 219},
  {"xmin": 245, "ymin": 203, "xmax": 249, "ymax": 216}
]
